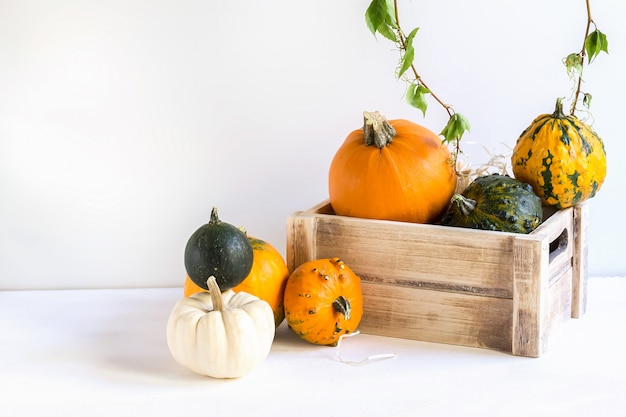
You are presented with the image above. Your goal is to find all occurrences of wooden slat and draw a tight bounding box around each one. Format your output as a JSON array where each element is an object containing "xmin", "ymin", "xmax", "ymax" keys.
[
  {"xmin": 532, "ymin": 207, "xmax": 574, "ymax": 243},
  {"xmin": 572, "ymin": 203, "xmax": 589, "ymax": 318},
  {"xmin": 543, "ymin": 209, "xmax": 574, "ymax": 286},
  {"xmin": 359, "ymin": 282, "xmax": 513, "ymax": 351},
  {"xmin": 512, "ymin": 236, "xmax": 547, "ymax": 357},
  {"xmin": 308, "ymin": 213, "xmax": 517, "ymax": 295},
  {"xmin": 286, "ymin": 213, "xmax": 318, "ymax": 271},
  {"xmin": 547, "ymin": 267, "xmax": 573, "ymax": 333}
]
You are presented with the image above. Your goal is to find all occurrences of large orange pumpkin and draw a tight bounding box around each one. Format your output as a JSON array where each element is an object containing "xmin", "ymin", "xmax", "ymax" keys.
[
  {"xmin": 283, "ymin": 257, "xmax": 363, "ymax": 346},
  {"xmin": 328, "ymin": 111, "xmax": 457, "ymax": 223},
  {"xmin": 184, "ymin": 237, "xmax": 289, "ymax": 327}
]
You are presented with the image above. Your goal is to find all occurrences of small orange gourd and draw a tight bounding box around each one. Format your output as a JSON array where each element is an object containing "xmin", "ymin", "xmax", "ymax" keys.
[
  {"xmin": 184, "ymin": 237, "xmax": 289, "ymax": 327},
  {"xmin": 283, "ymin": 257, "xmax": 363, "ymax": 346},
  {"xmin": 328, "ymin": 111, "xmax": 457, "ymax": 224}
]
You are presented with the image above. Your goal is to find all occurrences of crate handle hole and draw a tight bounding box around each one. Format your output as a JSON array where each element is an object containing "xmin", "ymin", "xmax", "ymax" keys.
[{"xmin": 549, "ymin": 228, "xmax": 569, "ymax": 263}]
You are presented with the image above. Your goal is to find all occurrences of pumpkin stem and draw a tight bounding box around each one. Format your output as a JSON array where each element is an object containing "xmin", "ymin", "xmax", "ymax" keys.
[
  {"xmin": 451, "ymin": 194, "xmax": 477, "ymax": 217},
  {"xmin": 206, "ymin": 276, "xmax": 225, "ymax": 312},
  {"xmin": 209, "ymin": 206, "xmax": 220, "ymax": 225},
  {"xmin": 552, "ymin": 98, "xmax": 567, "ymax": 119},
  {"xmin": 363, "ymin": 111, "xmax": 396, "ymax": 149},
  {"xmin": 332, "ymin": 295, "xmax": 351, "ymax": 320}
]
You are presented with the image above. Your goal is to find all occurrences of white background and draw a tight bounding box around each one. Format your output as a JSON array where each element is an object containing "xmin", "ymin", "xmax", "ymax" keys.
[{"xmin": 1, "ymin": 0, "xmax": 624, "ymax": 290}]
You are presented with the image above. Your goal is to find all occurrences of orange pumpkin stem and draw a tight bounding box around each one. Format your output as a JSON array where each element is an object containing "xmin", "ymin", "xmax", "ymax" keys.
[
  {"xmin": 206, "ymin": 276, "xmax": 225, "ymax": 312},
  {"xmin": 363, "ymin": 111, "xmax": 397, "ymax": 149}
]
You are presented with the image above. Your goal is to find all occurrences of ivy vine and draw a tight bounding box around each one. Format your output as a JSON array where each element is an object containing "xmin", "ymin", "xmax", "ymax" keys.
[
  {"xmin": 564, "ymin": 0, "xmax": 609, "ymax": 116},
  {"xmin": 364, "ymin": 0, "xmax": 609, "ymax": 166},
  {"xmin": 365, "ymin": 0, "xmax": 469, "ymax": 166}
]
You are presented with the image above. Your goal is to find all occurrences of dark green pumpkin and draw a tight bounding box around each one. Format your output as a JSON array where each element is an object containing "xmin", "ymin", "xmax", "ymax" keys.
[
  {"xmin": 184, "ymin": 207, "xmax": 254, "ymax": 291},
  {"xmin": 441, "ymin": 174, "xmax": 542, "ymax": 234}
]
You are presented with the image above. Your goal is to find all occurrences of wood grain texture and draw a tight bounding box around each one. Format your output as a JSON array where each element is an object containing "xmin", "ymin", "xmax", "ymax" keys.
[
  {"xmin": 572, "ymin": 203, "xmax": 589, "ymax": 318},
  {"xmin": 286, "ymin": 213, "xmax": 317, "ymax": 271},
  {"xmin": 512, "ymin": 236, "xmax": 546, "ymax": 357},
  {"xmin": 286, "ymin": 201, "xmax": 587, "ymax": 357},
  {"xmin": 359, "ymin": 282, "xmax": 513, "ymax": 351}
]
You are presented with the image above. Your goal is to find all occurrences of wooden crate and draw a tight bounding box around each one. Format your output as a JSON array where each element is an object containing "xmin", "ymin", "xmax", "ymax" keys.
[{"xmin": 286, "ymin": 201, "xmax": 589, "ymax": 357}]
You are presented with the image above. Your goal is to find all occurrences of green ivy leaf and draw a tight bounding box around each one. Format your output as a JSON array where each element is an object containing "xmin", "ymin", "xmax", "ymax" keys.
[
  {"xmin": 365, "ymin": 0, "xmax": 387, "ymax": 34},
  {"xmin": 405, "ymin": 83, "xmax": 429, "ymax": 116},
  {"xmin": 585, "ymin": 29, "xmax": 609, "ymax": 63},
  {"xmin": 564, "ymin": 53, "xmax": 583, "ymax": 79},
  {"xmin": 365, "ymin": 0, "xmax": 397, "ymax": 42},
  {"xmin": 440, "ymin": 113, "xmax": 470, "ymax": 144},
  {"xmin": 397, "ymin": 27, "xmax": 419, "ymax": 78},
  {"xmin": 378, "ymin": 18, "xmax": 397, "ymax": 42},
  {"xmin": 583, "ymin": 92, "xmax": 592, "ymax": 109}
]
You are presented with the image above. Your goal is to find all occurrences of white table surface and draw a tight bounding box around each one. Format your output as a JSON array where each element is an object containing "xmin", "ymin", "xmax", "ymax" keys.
[{"xmin": 2, "ymin": 277, "xmax": 625, "ymax": 417}]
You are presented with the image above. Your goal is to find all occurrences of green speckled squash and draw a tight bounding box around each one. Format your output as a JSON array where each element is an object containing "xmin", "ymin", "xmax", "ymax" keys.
[
  {"xmin": 511, "ymin": 98, "xmax": 607, "ymax": 209},
  {"xmin": 441, "ymin": 174, "xmax": 543, "ymax": 234},
  {"xmin": 184, "ymin": 207, "xmax": 254, "ymax": 291}
]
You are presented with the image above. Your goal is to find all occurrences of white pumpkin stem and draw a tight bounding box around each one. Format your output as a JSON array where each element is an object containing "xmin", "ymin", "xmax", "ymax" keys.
[
  {"xmin": 363, "ymin": 111, "xmax": 396, "ymax": 149},
  {"xmin": 206, "ymin": 276, "xmax": 225, "ymax": 312}
]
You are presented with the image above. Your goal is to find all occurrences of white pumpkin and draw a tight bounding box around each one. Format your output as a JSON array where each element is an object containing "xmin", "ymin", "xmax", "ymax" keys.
[{"xmin": 166, "ymin": 276, "xmax": 275, "ymax": 378}]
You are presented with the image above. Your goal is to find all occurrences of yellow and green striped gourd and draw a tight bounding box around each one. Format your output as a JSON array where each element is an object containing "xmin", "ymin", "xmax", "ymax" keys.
[{"xmin": 511, "ymin": 98, "xmax": 606, "ymax": 209}]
